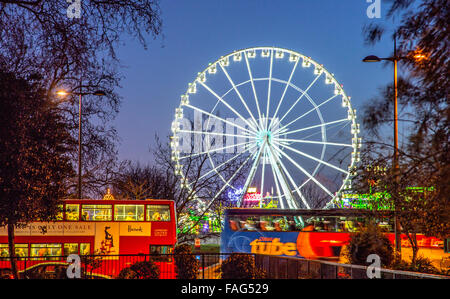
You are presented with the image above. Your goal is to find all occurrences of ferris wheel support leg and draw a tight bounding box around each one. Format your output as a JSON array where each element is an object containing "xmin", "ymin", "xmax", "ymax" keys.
[
  {"xmin": 268, "ymin": 154, "xmax": 285, "ymax": 210},
  {"xmin": 269, "ymin": 151, "xmax": 304, "ymax": 226},
  {"xmin": 237, "ymin": 143, "xmax": 265, "ymax": 208},
  {"xmin": 267, "ymin": 145, "xmax": 299, "ymax": 210}
]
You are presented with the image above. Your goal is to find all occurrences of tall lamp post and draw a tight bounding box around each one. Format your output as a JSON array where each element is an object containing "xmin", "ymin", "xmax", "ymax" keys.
[
  {"xmin": 363, "ymin": 39, "xmax": 427, "ymax": 257},
  {"xmin": 362, "ymin": 36, "xmax": 403, "ymax": 256},
  {"xmin": 56, "ymin": 87, "xmax": 106, "ymax": 199},
  {"xmin": 362, "ymin": 36, "xmax": 427, "ymax": 256}
]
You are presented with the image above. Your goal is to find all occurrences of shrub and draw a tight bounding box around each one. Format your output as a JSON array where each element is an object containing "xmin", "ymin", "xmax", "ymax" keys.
[
  {"xmin": 221, "ymin": 253, "xmax": 266, "ymax": 279},
  {"xmin": 174, "ymin": 244, "xmax": 199, "ymax": 279},
  {"xmin": 117, "ymin": 267, "xmax": 137, "ymax": 279},
  {"xmin": 391, "ymin": 256, "xmax": 441, "ymax": 275},
  {"xmin": 409, "ymin": 256, "xmax": 439, "ymax": 274},
  {"xmin": 117, "ymin": 260, "xmax": 160, "ymax": 279},
  {"xmin": 345, "ymin": 224, "xmax": 394, "ymax": 268}
]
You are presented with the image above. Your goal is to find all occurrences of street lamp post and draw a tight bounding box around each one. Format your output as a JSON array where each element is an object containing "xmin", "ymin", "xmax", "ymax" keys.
[
  {"xmin": 56, "ymin": 86, "xmax": 106, "ymax": 199},
  {"xmin": 363, "ymin": 36, "xmax": 402, "ymax": 256}
]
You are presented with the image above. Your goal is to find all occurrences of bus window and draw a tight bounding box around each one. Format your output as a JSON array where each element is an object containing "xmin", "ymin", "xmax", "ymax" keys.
[
  {"xmin": 342, "ymin": 218, "xmax": 363, "ymax": 232},
  {"xmin": 243, "ymin": 218, "xmax": 257, "ymax": 231},
  {"xmin": 56, "ymin": 204, "xmax": 64, "ymax": 221},
  {"xmin": 64, "ymin": 243, "xmax": 79, "ymax": 255},
  {"xmin": 80, "ymin": 243, "xmax": 90, "ymax": 255},
  {"xmin": 259, "ymin": 216, "xmax": 276, "ymax": 231},
  {"xmin": 0, "ymin": 244, "xmax": 8, "ymax": 257},
  {"xmin": 147, "ymin": 205, "xmax": 170, "ymax": 221},
  {"xmin": 150, "ymin": 245, "xmax": 173, "ymax": 255},
  {"xmin": 0, "ymin": 244, "xmax": 28, "ymax": 258},
  {"xmin": 150, "ymin": 245, "xmax": 173, "ymax": 262},
  {"xmin": 65, "ymin": 204, "xmax": 80, "ymax": 221},
  {"xmin": 229, "ymin": 219, "xmax": 240, "ymax": 231},
  {"xmin": 31, "ymin": 244, "xmax": 62, "ymax": 260},
  {"xmin": 114, "ymin": 204, "xmax": 144, "ymax": 221},
  {"xmin": 81, "ymin": 204, "xmax": 112, "ymax": 221}
]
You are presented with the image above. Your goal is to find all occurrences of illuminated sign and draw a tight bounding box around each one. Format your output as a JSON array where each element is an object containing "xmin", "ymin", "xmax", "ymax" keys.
[
  {"xmin": 249, "ymin": 238, "xmax": 297, "ymax": 256},
  {"xmin": 247, "ymin": 187, "xmax": 257, "ymax": 193},
  {"xmin": 337, "ymin": 192, "xmax": 393, "ymax": 210},
  {"xmin": 337, "ymin": 186, "xmax": 435, "ymax": 210},
  {"xmin": 243, "ymin": 192, "xmax": 261, "ymax": 201}
]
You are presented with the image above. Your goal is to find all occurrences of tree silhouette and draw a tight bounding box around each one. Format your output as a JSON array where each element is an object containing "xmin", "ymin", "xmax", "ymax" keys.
[{"xmin": 0, "ymin": 70, "xmax": 74, "ymax": 278}]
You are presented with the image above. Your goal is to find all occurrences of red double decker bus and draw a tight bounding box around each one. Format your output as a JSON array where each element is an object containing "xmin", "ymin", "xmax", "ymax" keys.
[{"xmin": 0, "ymin": 199, "xmax": 177, "ymax": 278}]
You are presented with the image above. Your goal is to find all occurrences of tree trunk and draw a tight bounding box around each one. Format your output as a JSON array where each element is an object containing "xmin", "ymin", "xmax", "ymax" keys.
[
  {"xmin": 411, "ymin": 233, "xmax": 419, "ymax": 265},
  {"xmin": 406, "ymin": 231, "xmax": 419, "ymax": 265},
  {"xmin": 7, "ymin": 223, "xmax": 19, "ymax": 279}
]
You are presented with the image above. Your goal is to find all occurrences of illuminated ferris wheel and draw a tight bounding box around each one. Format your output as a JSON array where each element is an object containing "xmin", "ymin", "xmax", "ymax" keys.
[{"xmin": 171, "ymin": 47, "xmax": 360, "ymax": 213}]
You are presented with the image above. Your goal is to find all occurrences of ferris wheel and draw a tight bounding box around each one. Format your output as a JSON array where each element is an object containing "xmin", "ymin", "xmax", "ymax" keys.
[{"xmin": 171, "ymin": 47, "xmax": 360, "ymax": 213}]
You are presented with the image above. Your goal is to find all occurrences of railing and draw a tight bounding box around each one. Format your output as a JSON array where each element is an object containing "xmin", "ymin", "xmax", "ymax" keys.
[
  {"xmin": 0, "ymin": 253, "xmax": 228, "ymax": 279},
  {"xmin": 254, "ymin": 255, "xmax": 449, "ymax": 279},
  {"xmin": 1, "ymin": 253, "xmax": 447, "ymax": 279}
]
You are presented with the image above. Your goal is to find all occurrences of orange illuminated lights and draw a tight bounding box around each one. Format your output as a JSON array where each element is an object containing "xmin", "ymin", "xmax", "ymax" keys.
[
  {"xmin": 412, "ymin": 49, "xmax": 428, "ymax": 62},
  {"xmin": 56, "ymin": 90, "xmax": 69, "ymax": 97}
]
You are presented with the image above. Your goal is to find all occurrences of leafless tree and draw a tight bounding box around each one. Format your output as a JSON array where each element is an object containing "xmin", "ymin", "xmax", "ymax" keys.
[
  {"xmin": 351, "ymin": 141, "xmax": 449, "ymax": 264},
  {"xmin": 0, "ymin": 0, "xmax": 162, "ymax": 197},
  {"xmin": 152, "ymin": 135, "xmax": 250, "ymax": 243}
]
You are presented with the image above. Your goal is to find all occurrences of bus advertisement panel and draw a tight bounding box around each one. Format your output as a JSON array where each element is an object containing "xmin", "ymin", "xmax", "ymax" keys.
[{"xmin": 221, "ymin": 208, "xmax": 448, "ymax": 266}]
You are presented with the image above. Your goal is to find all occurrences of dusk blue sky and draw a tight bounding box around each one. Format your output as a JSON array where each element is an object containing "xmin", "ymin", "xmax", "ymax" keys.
[{"xmin": 114, "ymin": 0, "xmax": 397, "ymax": 164}]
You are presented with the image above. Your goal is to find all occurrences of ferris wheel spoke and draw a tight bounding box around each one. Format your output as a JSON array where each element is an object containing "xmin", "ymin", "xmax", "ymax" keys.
[
  {"xmin": 274, "ymin": 137, "xmax": 352, "ymax": 148},
  {"xmin": 271, "ymin": 145, "xmax": 334, "ymax": 199},
  {"xmin": 267, "ymin": 145, "xmax": 307, "ymax": 209},
  {"xmin": 289, "ymin": 120, "xmax": 351, "ymax": 142},
  {"xmin": 279, "ymin": 118, "xmax": 350, "ymax": 136},
  {"xmin": 244, "ymin": 51, "xmax": 264, "ymax": 129},
  {"xmin": 272, "ymin": 140, "xmax": 349, "ymax": 175},
  {"xmin": 279, "ymin": 94, "xmax": 339, "ymax": 132},
  {"xmin": 178, "ymin": 129, "xmax": 255, "ymax": 140},
  {"xmin": 200, "ymin": 152, "xmax": 254, "ymax": 218},
  {"xmin": 198, "ymin": 143, "xmax": 257, "ymax": 181},
  {"xmin": 269, "ymin": 58, "xmax": 300, "ymax": 131},
  {"xmin": 278, "ymin": 72, "xmax": 323, "ymax": 125},
  {"xmin": 267, "ymin": 150, "xmax": 286, "ymax": 209},
  {"xmin": 197, "ymin": 81, "xmax": 259, "ymax": 133},
  {"xmin": 184, "ymin": 104, "xmax": 254, "ymax": 135},
  {"xmin": 237, "ymin": 142, "xmax": 265, "ymax": 207},
  {"xmin": 179, "ymin": 140, "xmax": 254, "ymax": 160},
  {"xmin": 265, "ymin": 49, "xmax": 274, "ymax": 130},
  {"xmin": 259, "ymin": 147, "xmax": 267, "ymax": 207},
  {"xmin": 219, "ymin": 63, "xmax": 260, "ymax": 130}
]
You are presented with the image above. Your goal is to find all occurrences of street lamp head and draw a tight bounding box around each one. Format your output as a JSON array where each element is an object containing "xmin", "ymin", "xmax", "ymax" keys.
[
  {"xmin": 56, "ymin": 90, "xmax": 70, "ymax": 97},
  {"xmin": 93, "ymin": 90, "xmax": 106, "ymax": 96},
  {"xmin": 362, "ymin": 55, "xmax": 381, "ymax": 62}
]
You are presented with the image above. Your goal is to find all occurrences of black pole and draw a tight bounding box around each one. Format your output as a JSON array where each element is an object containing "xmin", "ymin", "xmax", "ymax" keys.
[{"xmin": 78, "ymin": 82, "xmax": 82, "ymax": 199}]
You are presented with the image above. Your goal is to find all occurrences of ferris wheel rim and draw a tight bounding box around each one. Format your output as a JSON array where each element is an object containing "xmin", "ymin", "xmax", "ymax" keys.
[{"xmin": 171, "ymin": 46, "xmax": 360, "ymax": 210}]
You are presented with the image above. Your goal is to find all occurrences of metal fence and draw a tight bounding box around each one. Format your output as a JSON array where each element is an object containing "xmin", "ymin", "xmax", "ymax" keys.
[
  {"xmin": 1, "ymin": 254, "xmax": 448, "ymax": 279},
  {"xmin": 254, "ymin": 255, "xmax": 449, "ymax": 279},
  {"xmin": 0, "ymin": 253, "xmax": 228, "ymax": 279}
]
